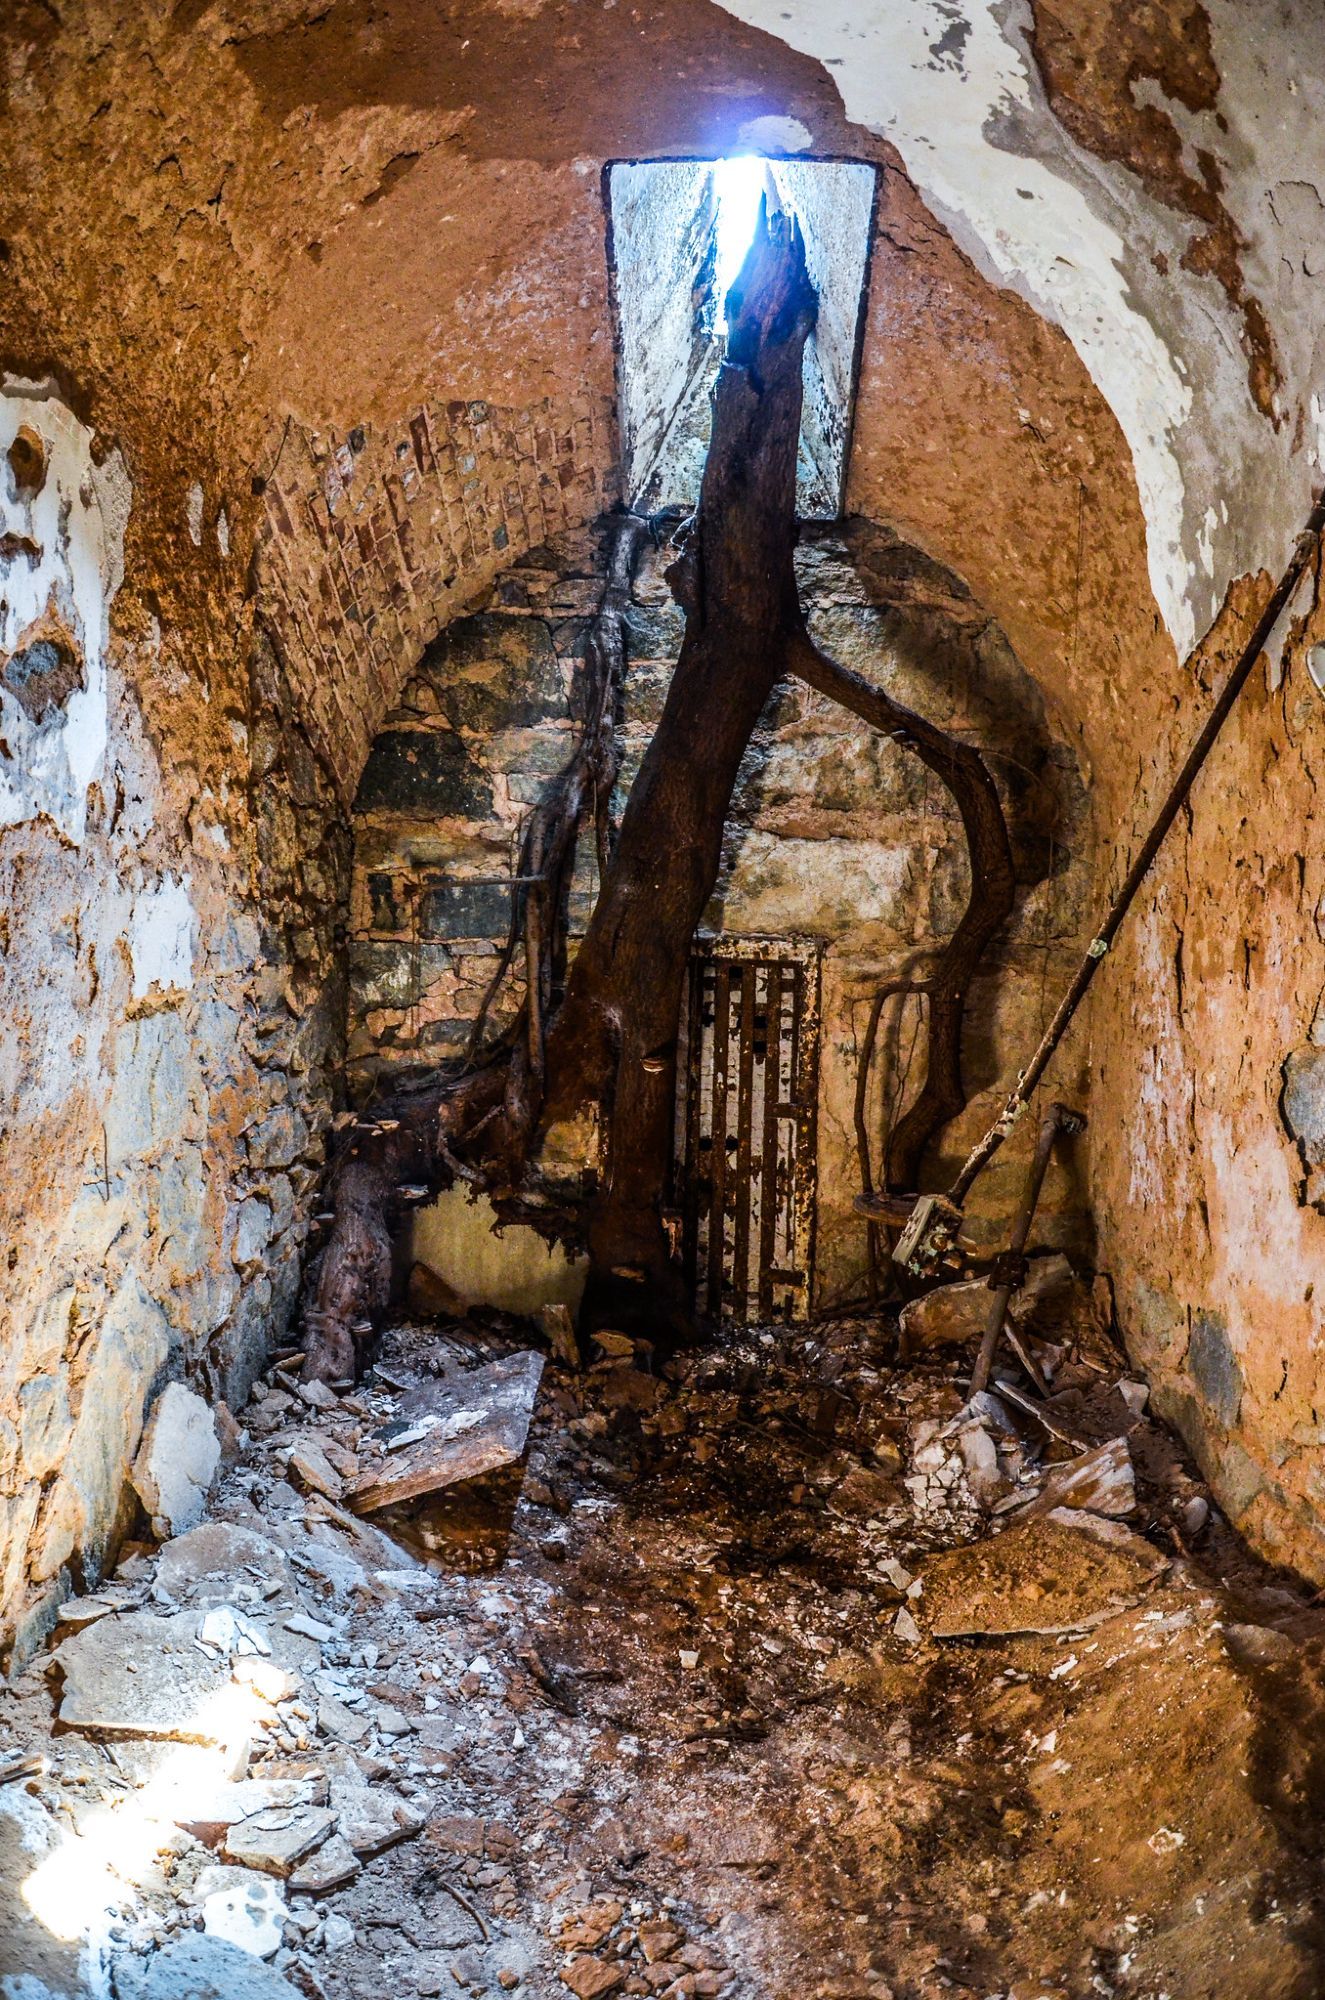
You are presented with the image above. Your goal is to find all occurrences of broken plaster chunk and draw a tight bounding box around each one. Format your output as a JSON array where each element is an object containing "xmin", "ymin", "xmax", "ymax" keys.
[
  {"xmin": 893, "ymin": 1605, "xmax": 922, "ymax": 1646},
  {"xmin": 221, "ymin": 1804, "xmax": 335, "ymax": 1876},
  {"xmin": 317, "ymin": 1694, "xmax": 370, "ymax": 1745},
  {"xmin": 195, "ymin": 1865, "xmax": 289, "ymax": 1958},
  {"xmin": 112, "ymin": 1933, "xmax": 304, "ymax": 1999},
  {"xmin": 287, "ymin": 1831, "xmax": 361, "ymax": 1893},
  {"xmin": 55, "ymin": 1608, "xmax": 234, "ymax": 1741},
  {"xmin": 131, "ymin": 1382, "xmax": 221, "ymax": 1539},
  {"xmin": 329, "ymin": 1774, "xmax": 424, "ymax": 1855}
]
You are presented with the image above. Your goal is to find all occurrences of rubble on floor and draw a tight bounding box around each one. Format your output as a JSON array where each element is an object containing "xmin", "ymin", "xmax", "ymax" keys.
[{"xmin": 3, "ymin": 1302, "xmax": 1324, "ymax": 2000}]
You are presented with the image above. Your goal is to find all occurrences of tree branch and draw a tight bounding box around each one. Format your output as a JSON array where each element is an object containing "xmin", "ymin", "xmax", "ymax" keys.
[{"xmin": 786, "ymin": 626, "xmax": 1017, "ymax": 1193}]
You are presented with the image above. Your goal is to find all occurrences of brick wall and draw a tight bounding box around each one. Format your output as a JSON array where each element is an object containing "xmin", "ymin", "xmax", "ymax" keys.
[{"xmin": 257, "ymin": 394, "xmax": 618, "ymax": 796}]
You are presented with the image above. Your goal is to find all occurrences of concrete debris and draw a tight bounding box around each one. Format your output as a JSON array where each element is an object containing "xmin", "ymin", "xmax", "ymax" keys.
[
  {"xmin": 130, "ymin": 1382, "xmax": 222, "ymax": 1539},
  {"xmin": 221, "ymin": 1802, "xmax": 336, "ymax": 1874},
  {"xmin": 195, "ymin": 1864, "xmax": 289, "ymax": 1956},
  {"xmin": 112, "ymin": 1934, "xmax": 303, "ymax": 1999},
  {"xmin": 346, "ymin": 1351, "xmax": 544, "ymax": 1513}
]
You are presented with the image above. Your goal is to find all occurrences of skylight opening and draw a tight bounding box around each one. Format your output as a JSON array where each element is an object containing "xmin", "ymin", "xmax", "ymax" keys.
[
  {"xmin": 607, "ymin": 155, "xmax": 877, "ymax": 520},
  {"xmin": 713, "ymin": 155, "xmax": 776, "ymax": 334}
]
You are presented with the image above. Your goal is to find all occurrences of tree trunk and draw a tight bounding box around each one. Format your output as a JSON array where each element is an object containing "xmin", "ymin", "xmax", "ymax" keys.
[
  {"xmin": 301, "ymin": 200, "xmax": 1015, "ymax": 1382},
  {"xmin": 539, "ymin": 201, "xmax": 817, "ymax": 1335}
]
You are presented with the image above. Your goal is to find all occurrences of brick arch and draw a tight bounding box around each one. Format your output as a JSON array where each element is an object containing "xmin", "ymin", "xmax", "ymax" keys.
[{"xmin": 257, "ymin": 387, "xmax": 618, "ymax": 796}]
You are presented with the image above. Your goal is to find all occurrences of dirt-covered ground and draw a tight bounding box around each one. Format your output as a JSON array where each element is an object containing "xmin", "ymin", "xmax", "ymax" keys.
[{"xmin": 4, "ymin": 1307, "xmax": 1325, "ymax": 2000}]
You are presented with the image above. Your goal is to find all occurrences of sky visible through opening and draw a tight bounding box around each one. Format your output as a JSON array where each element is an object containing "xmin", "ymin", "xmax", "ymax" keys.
[{"xmin": 713, "ymin": 155, "xmax": 777, "ymax": 333}]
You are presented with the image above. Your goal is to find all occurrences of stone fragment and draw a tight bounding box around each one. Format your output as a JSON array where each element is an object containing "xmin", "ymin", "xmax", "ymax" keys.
[
  {"xmin": 176, "ymin": 1775, "xmax": 328, "ymax": 1844},
  {"xmin": 55, "ymin": 1609, "xmax": 231, "ymax": 1741},
  {"xmin": 428, "ymin": 1811, "xmax": 487, "ymax": 1855},
  {"xmin": 288, "ymin": 1832, "xmax": 361, "ymax": 1892},
  {"xmin": 317, "ymin": 1695, "xmax": 370, "ymax": 1744},
  {"xmin": 330, "ymin": 1774, "xmax": 424, "ymax": 1855},
  {"xmin": 639, "ymin": 1929, "xmax": 684, "ymax": 1964},
  {"xmin": 222, "ymin": 1805, "xmax": 335, "ymax": 1875},
  {"xmin": 56, "ymin": 1591, "xmax": 131, "ymax": 1630},
  {"xmin": 158, "ymin": 1521, "xmax": 293, "ymax": 1606},
  {"xmin": 297, "ymin": 1380, "xmax": 340, "ymax": 1411},
  {"xmin": 131, "ymin": 1383, "xmax": 221, "ymax": 1539},
  {"xmin": 561, "ymin": 1957, "xmax": 627, "ymax": 1999},
  {"xmin": 285, "ymin": 1610, "xmax": 336, "ymax": 1642},
  {"xmin": 322, "ymin": 1914, "xmax": 356, "ymax": 1952},
  {"xmin": 195, "ymin": 1865, "xmax": 289, "ymax": 1957},
  {"xmin": 111, "ymin": 1934, "xmax": 303, "ymax": 1999},
  {"xmin": 287, "ymin": 1439, "xmax": 344, "ymax": 1501}
]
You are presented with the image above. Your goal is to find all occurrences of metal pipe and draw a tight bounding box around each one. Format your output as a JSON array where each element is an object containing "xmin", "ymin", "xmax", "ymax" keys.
[
  {"xmin": 970, "ymin": 1101, "xmax": 1084, "ymax": 1396},
  {"xmin": 947, "ymin": 486, "xmax": 1325, "ymax": 1211}
]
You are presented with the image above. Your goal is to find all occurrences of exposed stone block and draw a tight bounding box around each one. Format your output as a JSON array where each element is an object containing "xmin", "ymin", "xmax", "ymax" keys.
[
  {"xmin": 130, "ymin": 1382, "xmax": 222, "ymax": 1539},
  {"xmin": 356, "ymin": 728, "xmax": 493, "ymax": 817}
]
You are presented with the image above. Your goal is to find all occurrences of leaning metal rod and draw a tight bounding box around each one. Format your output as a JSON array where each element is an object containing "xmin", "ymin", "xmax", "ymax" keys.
[
  {"xmin": 970, "ymin": 1101, "xmax": 1085, "ymax": 1396},
  {"xmin": 946, "ymin": 485, "xmax": 1325, "ymax": 1214}
]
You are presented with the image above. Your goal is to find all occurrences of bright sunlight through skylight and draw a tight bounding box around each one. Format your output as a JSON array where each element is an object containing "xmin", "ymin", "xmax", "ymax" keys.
[{"xmin": 713, "ymin": 155, "xmax": 777, "ymax": 333}]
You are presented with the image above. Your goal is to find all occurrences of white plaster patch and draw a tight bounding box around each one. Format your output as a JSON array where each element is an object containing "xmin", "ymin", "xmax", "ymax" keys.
[
  {"xmin": 0, "ymin": 383, "xmax": 128, "ymax": 845},
  {"xmin": 187, "ymin": 481, "xmax": 205, "ymax": 547},
  {"xmin": 129, "ymin": 876, "xmax": 196, "ymax": 997},
  {"xmin": 712, "ymin": 0, "xmax": 1197, "ymax": 653},
  {"xmin": 738, "ymin": 114, "xmax": 814, "ymax": 154}
]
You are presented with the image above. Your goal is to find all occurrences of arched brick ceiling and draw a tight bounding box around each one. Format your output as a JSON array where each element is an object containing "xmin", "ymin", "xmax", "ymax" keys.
[{"xmin": 2, "ymin": 0, "xmax": 1318, "ymax": 806}]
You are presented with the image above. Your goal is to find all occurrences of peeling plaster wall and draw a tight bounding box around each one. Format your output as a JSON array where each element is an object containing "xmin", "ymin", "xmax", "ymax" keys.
[{"xmin": 0, "ymin": 391, "xmax": 343, "ymax": 1660}]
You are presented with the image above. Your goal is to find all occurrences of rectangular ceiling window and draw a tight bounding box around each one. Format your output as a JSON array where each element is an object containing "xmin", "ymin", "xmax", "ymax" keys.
[{"xmin": 607, "ymin": 156, "xmax": 876, "ymax": 520}]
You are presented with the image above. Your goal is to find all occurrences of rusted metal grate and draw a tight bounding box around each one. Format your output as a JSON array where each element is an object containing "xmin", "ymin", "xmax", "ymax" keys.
[{"xmin": 674, "ymin": 937, "xmax": 821, "ymax": 1322}]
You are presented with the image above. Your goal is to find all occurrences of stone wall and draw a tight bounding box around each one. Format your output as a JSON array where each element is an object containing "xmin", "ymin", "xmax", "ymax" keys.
[
  {"xmin": 0, "ymin": 389, "xmax": 344, "ymax": 1662},
  {"xmin": 258, "ymin": 394, "xmax": 617, "ymax": 797},
  {"xmin": 347, "ymin": 515, "xmax": 1091, "ymax": 1312}
]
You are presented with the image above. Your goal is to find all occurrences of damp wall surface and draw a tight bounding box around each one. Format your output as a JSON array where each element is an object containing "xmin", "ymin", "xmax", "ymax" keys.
[
  {"xmin": 346, "ymin": 518, "xmax": 1092, "ymax": 1315},
  {"xmin": 0, "ymin": 387, "xmax": 344, "ymax": 1661}
]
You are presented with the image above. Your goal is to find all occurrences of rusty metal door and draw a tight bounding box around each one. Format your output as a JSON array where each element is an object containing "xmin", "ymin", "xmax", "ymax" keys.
[{"xmin": 674, "ymin": 938, "xmax": 821, "ymax": 1322}]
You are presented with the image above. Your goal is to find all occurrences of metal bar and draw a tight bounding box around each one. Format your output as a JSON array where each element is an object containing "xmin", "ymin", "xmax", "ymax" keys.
[
  {"xmin": 970, "ymin": 1102, "xmax": 1085, "ymax": 1395},
  {"xmin": 732, "ymin": 964, "xmax": 758, "ymax": 1314},
  {"xmin": 680, "ymin": 957, "xmax": 706, "ymax": 1294},
  {"xmin": 706, "ymin": 960, "xmax": 733, "ymax": 1315},
  {"xmin": 949, "ymin": 488, "xmax": 1325, "ymax": 1210},
  {"xmin": 758, "ymin": 961, "xmax": 783, "ymax": 1317}
]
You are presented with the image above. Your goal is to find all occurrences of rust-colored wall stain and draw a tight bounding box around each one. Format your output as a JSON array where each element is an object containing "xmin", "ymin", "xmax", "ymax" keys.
[{"xmin": 1027, "ymin": 0, "xmax": 1282, "ymax": 418}]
